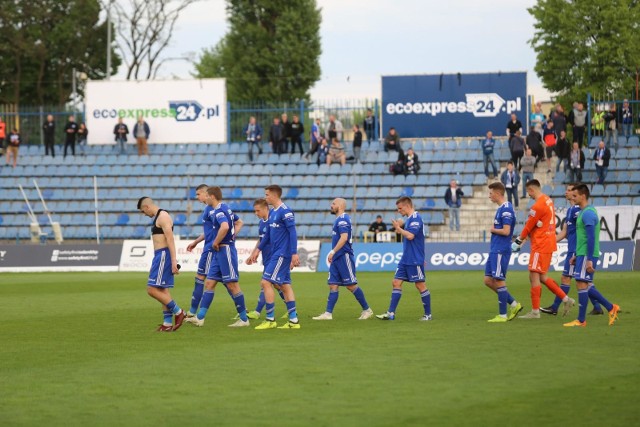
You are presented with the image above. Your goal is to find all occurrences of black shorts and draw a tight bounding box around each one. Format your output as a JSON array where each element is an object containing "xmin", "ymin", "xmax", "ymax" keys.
[{"xmin": 545, "ymin": 146, "xmax": 554, "ymax": 159}]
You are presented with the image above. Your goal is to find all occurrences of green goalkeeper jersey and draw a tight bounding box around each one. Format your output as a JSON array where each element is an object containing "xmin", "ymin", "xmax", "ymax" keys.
[{"xmin": 576, "ymin": 206, "xmax": 600, "ymax": 258}]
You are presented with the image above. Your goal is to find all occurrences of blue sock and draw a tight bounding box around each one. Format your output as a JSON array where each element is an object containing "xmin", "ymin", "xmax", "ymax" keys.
[
  {"xmin": 351, "ymin": 286, "xmax": 369, "ymax": 310},
  {"xmin": 420, "ymin": 289, "xmax": 431, "ymax": 316},
  {"xmin": 166, "ymin": 299, "xmax": 181, "ymax": 315},
  {"xmin": 265, "ymin": 302, "xmax": 275, "ymax": 321},
  {"xmin": 197, "ymin": 290, "xmax": 215, "ymax": 320},
  {"xmin": 497, "ymin": 286, "xmax": 508, "ymax": 316},
  {"xmin": 506, "ymin": 292, "xmax": 515, "ymax": 305},
  {"xmin": 232, "ymin": 292, "xmax": 248, "ymax": 321},
  {"xmin": 389, "ymin": 289, "xmax": 402, "ymax": 314},
  {"xmin": 190, "ymin": 278, "xmax": 204, "ymax": 314},
  {"xmin": 589, "ymin": 294, "xmax": 602, "ymax": 311},
  {"xmin": 587, "ymin": 284, "xmax": 613, "ymax": 312},
  {"xmin": 285, "ymin": 300, "xmax": 298, "ymax": 322},
  {"xmin": 552, "ymin": 283, "xmax": 571, "ymax": 310},
  {"xmin": 577, "ymin": 288, "xmax": 589, "ymax": 323},
  {"xmin": 326, "ymin": 289, "xmax": 339, "ymax": 313},
  {"xmin": 277, "ymin": 289, "xmax": 286, "ymax": 302},
  {"xmin": 255, "ymin": 289, "xmax": 266, "ymax": 313},
  {"xmin": 162, "ymin": 310, "xmax": 173, "ymax": 326}
]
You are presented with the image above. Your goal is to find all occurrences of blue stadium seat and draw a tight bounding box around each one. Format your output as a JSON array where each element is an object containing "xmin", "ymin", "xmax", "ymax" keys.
[{"xmin": 285, "ymin": 187, "xmax": 299, "ymax": 199}]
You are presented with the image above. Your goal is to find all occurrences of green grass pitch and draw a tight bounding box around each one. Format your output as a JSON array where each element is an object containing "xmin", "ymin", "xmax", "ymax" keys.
[{"xmin": 0, "ymin": 270, "xmax": 638, "ymax": 426}]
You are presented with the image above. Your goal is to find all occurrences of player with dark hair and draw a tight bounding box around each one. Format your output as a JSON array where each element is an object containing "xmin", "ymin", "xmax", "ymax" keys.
[
  {"xmin": 485, "ymin": 182, "xmax": 522, "ymax": 322},
  {"xmin": 185, "ymin": 186, "xmax": 249, "ymax": 327},
  {"xmin": 312, "ymin": 198, "xmax": 373, "ymax": 320},
  {"xmin": 248, "ymin": 185, "xmax": 301, "ymax": 329},
  {"xmin": 377, "ymin": 197, "xmax": 431, "ymax": 321},
  {"xmin": 512, "ymin": 180, "xmax": 575, "ymax": 318},
  {"xmin": 244, "ymin": 198, "xmax": 287, "ymax": 319},
  {"xmin": 137, "ymin": 197, "xmax": 185, "ymax": 332},
  {"xmin": 540, "ymin": 184, "xmax": 603, "ymax": 316},
  {"xmin": 185, "ymin": 184, "xmax": 243, "ymax": 319},
  {"xmin": 564, "ymin": 184, "xmax": 620, "ymax": 327}
]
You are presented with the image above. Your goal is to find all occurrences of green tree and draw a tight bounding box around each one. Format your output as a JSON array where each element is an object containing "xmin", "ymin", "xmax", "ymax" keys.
[
  {"xmin": 195, "ymin": 0, "xmax": 322, "ymax": 103},
  {"xmin": 528, "ymin": 0, "xmax": 640, "ymax": 103},
  {"xmin": 0, "ymin": 0, "xmax": 120, "ymax": 106}
]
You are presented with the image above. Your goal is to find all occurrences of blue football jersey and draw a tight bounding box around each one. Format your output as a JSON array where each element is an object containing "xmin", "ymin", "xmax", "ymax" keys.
[
  {"xmin": 565, "ymin": 204, "xmax": 581, "ymax": 253},
  {"xmin": 331, "ymin": 213, "xmax": 353, "ymax": 258},
  {"xmin": 258, "ymin": 213, "xmax": 272, "ymax": 265},
  {"xmin": 201, "ymin": 205, "xmax": 215, "ymax": 251},
  {"xmin": 490, "ymin": 202, "xmax": 516, "ymax": 253},
  {"xmin": 260, "ymin": 203, "xmax": 297, "ymax": 257},
  {"xmin": 400, "ymin": 212, "xmax": 425, "ymax": 265},
  {"xmin": 209, "ymin": 202, "xmax": 237, "ymax": 246}
]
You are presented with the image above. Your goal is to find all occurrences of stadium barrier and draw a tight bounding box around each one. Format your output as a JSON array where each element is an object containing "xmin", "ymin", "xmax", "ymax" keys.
[
  {"xmin": 634, "ymin": 241, "xmax": 640, "ymax": 271},
  {"xmin": 0, "ymin": 244, "xmax": 122, "ymax": 272},
  {"xmin": 119, "ymin": 240, "xmax": 321, "ymax": 272},
  {"xmin": 317, "ymin": 241, "xmax": 636, "ymax": 272},
  {"xmin": 597, "ymin": 206, "xmax": 640, "ymax": 241}
]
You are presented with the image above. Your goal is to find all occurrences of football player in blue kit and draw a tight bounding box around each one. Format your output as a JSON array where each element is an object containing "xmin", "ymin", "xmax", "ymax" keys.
[
  {"xmin": 484, "ymin": 182, "xmax": 522, "ymax": 322},
  {"xmin": 312, "ymin": 198, "xmax": 373, "ymax": 320},
  {"xmin": 377, "ymin": 197, "xmax": 432, "ymax": 321}
]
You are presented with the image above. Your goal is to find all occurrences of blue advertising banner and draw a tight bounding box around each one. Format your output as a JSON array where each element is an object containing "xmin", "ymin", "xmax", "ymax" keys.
[
  {"xmin": 381, "ymin": 72, "xmax": 527, "ymax": 138},
  {"xmin": 317, "ymin": 241, "xmax": 636, "ymax": 272}
]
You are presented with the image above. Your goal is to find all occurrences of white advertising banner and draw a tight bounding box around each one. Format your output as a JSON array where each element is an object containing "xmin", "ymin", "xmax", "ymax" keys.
[
  {"xmin": 597, "ymin": 205, "xmax": 640, "ymax": 241},
  {"xmin": 119, "ymin": 240, "xmax": 321, "ymax": 273},
  {"xmin": 85, "ymin": 79, "xmax": 227, "ymax": 144}
]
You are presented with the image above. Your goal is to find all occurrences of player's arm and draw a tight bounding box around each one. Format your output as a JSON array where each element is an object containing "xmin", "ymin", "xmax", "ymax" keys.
[
  {"xmin": 233, "ymin": 214, "xmax": 243, "ymax": 238},
  {"xmin": 187, "ymin": 233, "xmax": 205, "ymax": 252},
  {"xmin": 519, "ymin": 204, "xmax": 545, "ymax": 240},
  {"xmin": 583, "ymin": 210, "xmax": 598, "ymax": 266},
  {"xmin": 285, "ymin": 214, "xmax": 299, "ymax": 268},
  {"xmin": 490, "ymin": 224, "xmax": 511, "ymax": 236},
  {"xmin": 328, "ymin": 232, "xmax": 348, "ymax": 264},
  {"xmin": 158, "ymin": 212, "xmax": 179, "ymax": 274},
  {"xmin": 393, "ymin": 218, "xmax": 415, "ymax": 240},
  {"xmin": 556, "ymin": 222, "xmax": 567, "ymax": 242},
  {"xmin": 212, "ymin": 220, "xmax": 229, "ymax": 251}
]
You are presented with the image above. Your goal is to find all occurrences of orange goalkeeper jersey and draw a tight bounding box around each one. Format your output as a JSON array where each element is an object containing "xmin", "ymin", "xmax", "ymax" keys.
[{"xmin": 520, "ymin": 194, "xmax": 557, "ymax": 253}]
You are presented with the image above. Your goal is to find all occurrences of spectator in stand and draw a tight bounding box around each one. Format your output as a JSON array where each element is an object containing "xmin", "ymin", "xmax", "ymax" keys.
[
  {"xmin": 500, "ymin": 161, "xmax": 520, "ymax": 208},
  {"xmin": 325, "ymin": 115, "xmax": 343, "ymax": 142},
  {"xmin": 481, "ymin": 131, "xmax": 498, "ymax": 178},
  {"xmin": 509, "ymin": 130, "xmax": 525, "ymax": 171},
  {"xmin": 76, "ymin": 122, "xmax": 88, "ymax": 156},
  {"xmin": 327, "ymin": 137, "xmax": 346, "ymax": 166},
  {"xmin": 363, "ymin": 108, "xmax": 376, "ymax": 144},
  {"xmin": 268, "ymin": 116, "xmax": 284, "ymax": 155},
  {"xmin": 316, "ymin": 137, "xmax": 329, "ymax": 165},
  {"xmin": 530, "ymin": 102, "xmax": 545, "ymax": 138},
  {"xmin": 43, "ymin": 114, "xmax": 56, "ymax": 157},
  {"xmin": 305, "ymin": 118, "xmax": 322, "ymax": 161},
  {"xmin": 568, "ymin": 142, "xmax": 585, "ymax": 183},
  {"xmin": 132, "ymin": 116, "xmax": 150, "ymax": 155},
  {"xmin": 63, "ymin": 115, "xmax": 78, "ymax": 158},
  {"xmin": 352, "ymin": 124, "xmax": 363, "ymax": 163},
  {"xmin": 506, "ymin": 113, "xmax": 523, "ymax": 141},
  {"xmin": 113, "ymin": 117, "xmax": 129, "ymax": 155},
  {"xmin": 368, "ymin": 215, "xmax": 388, "ymax": 242},
  {"xmin": 568, "ymin": 102, "xmax": 588, "ymax": 147},
  {"xmin": 520, "ymin": 148, "xmax": 536, "ymax": 198},
  {"xmin": 243, "ymin": 116, "xmax": 263, "ymax": 162},
  {"xmin": 5, "ymin": 127, "xmax": 20, "ymax": 167},
  {"xmin": 289, "ymin": 114, "xmax": 304, "ymax": 155},
  {"xmin": 550, "ymin": 104, "xmax": 567, "ymax": 135},
  {"xmin": 621, "ymin": 99, "xmax": 633, "ymax": 141},
  {"xmin": 593, "ymin": 140, "xmax": 611, "ymax": 185},
  {"xmin": 403, "ymin": 147, "xmax": 420, "ymax": 175},
  {"xmin": 384, "ymin": 127, "xmax": 400, "ymax": 152},
  {"xmin": 0, "ymin": 117, "xmax": 6, "ymax": 149},
  {"xmin": 555, "ymin": 130, "xmax": 570, "ymax": 173},
  {"xmin": 592, "ymin": 105, "xmax": 605, "ymax": 137},
  {"xmin": 281, "ymin": 113, "xmax": 292, "ymax": 154},
  {"xmin": 526, "ymin": 125, "xmax": 545, "ymax": 167},
  {"xmin": 542, "ymin": 119, "xmax": 557, "ymax": 173},
  {"xmin": 604, "ymin": 104, "xmax": 618, "ymax": 149},
  {"xmin": 444, "ymin": 179, "xmax": 464, "ymax": 231},
  {"xmin": 390, "ymin": 148, "xmax": 405, "ymax": 176}
]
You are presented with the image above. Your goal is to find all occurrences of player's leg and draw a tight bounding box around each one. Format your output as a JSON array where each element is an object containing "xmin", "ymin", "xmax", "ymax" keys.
[
  {"xmin": 520, "ymin": 261, "xmax": 542, "ymax": 318},
  {"xmin": 543, "ymin": 253, "xmax": 574, "ymax": 315},
  {"xmin": 415, "ymin": 279, "xmax": 431, "ymax": 321},
  {"xmin": 255, "ymin": 257, "xmax": 280, "ymax": 329},
  {"xmin": 220, "ymin": 246, "xmax": 249, "ymax": 326},
  {"xmin": 189, "ymin": 254, "xmax": 221, "ymax": 325},
  {"xmin": 189, "ymin": 251, "xmax": 212, "ymax": 317},
  {"xmin": 377, "ymin": 264, "xmax": 405, "ymax": 320},
  {"xmin": 226, "ymin": 281, "xmax": 250, "ymax": 326},
  {"xmin": 147, "ymin": 248, "xmax": 184, "ymax": 330},
  {"xmin": 346, "ymin": 284, "xmax": 373, "ymax": 319},
  {"xmin": 277, "ymin": 278, "xmax": 300, "ymax": 328},
  {"xmin": 313, "ymin": 284, "xmax": 339, "ymax": 320},
  {"xmin": 539, "ymin": 261, "xmax": 575, "ymax": 316}
]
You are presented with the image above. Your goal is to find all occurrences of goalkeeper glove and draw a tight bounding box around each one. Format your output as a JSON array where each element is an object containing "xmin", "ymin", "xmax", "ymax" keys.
[{"xmin": 511, "ymin": 237, "xmax": 523, "ymax": 253}]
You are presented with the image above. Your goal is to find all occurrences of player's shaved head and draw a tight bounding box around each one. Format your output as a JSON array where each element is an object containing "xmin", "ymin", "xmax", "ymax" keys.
[
  {"xmin": 334, "ymin": 198, "xmax": 346, "ymax": 210},
  {"xmin": 196, "ymin": 184, "xmax": 208, "ymax": 191},
  {"xmin": 137, "ymin": 196, "xmax": 152, "ymax": 210}
]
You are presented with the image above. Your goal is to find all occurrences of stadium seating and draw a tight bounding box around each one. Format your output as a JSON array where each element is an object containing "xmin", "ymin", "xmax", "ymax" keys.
[{"xmin": 1, "ymin": 136, "xmax": 639, "ymax": 242}]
